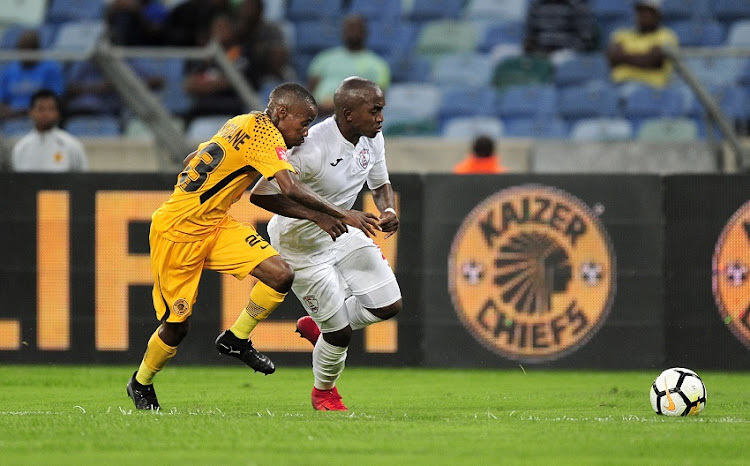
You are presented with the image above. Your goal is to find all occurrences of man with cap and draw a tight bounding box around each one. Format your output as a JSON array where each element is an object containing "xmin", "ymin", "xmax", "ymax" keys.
[{"xmin": 606, "ymin": 0, "xmax": 678, "ymax": 88}]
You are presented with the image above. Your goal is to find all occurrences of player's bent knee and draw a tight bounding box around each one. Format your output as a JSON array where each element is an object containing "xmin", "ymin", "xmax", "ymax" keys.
[
  {"xmin": 371, "ymin": 299, "xmax": 402, "ymax": 321},
  {"xmin": 253, "ymin": 256, "xmax": 295, "ymax": 293},
  {"xmin": 159, "ymin": 319, "xmax": 190, "ymax": 346},
  {"xmin": 322, "ymin": 325, "xmax": 352, "ymax": 348}
]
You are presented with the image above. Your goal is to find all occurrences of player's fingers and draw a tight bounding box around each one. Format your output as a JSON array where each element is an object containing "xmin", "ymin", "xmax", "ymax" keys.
[{"xmin": 384, "ymin": 230, "xmax": 396, "ymax": 239}]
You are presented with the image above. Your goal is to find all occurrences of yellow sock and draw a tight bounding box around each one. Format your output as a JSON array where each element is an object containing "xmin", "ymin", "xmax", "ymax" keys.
[
  {"xmin": 135, "ymin": 328, "xmax": 177, "ymax": 385},
  {"xmin": 229, "ymin": 281, "xmax": 287, "ymax": 339}
]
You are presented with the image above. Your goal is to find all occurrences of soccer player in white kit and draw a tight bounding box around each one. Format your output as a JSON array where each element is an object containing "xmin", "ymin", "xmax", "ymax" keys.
[{"xmin": 251, "ymin": 77, "xmax": 401, "ymax": 411}]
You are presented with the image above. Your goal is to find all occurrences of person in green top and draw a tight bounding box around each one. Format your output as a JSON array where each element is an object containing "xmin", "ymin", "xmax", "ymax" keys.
[{"xmin": 307, "ymin": 14, "xmax": 391, "ymax": 118}]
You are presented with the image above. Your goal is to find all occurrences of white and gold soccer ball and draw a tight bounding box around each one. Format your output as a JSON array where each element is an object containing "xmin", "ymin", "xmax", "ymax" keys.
[{"xmin": 649, "ymin": 367, "xmax": 707, "ymax": 416}]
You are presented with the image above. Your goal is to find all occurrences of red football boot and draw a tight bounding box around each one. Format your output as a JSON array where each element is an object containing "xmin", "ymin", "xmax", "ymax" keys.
[
  {"xmin": 295, "ymin": 316, "xmax": 321, "ymax": 346},
  {"xmin": 311, "ymin": 386, "xmax": 348, "ymax": 411}
]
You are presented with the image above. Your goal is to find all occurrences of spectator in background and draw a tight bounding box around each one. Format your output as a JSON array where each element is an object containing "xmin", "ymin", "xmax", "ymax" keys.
[
  {"xmin": 235, "ymin": 0, "xmax": 296, "ymax": 90},
  {"xmin": 524, "ymin": 0, "xmax": 597, "ymax": 61},
  {"xmin": 11, "ymin": 89, "xmax": 88, "ymax": 172},
  {"xmin": 106, "ymin": 0, "xmax": 168, "ymax": 46},
  {"xmin": 453, "ymin": 135, "xmax": 506, "ymax": 174},
  {"xmin": 607, "ymin": 0, "xmax": 678, "ymax": 89},
  {"xmin": 307, "ymin": 14, "xmax": 390, "ymax": 117},
  {"xmin": 164, "ymin": 0, "xmax": 231, "ymax": 47},
  {"xmin": 0, "ymin": 30, "xmax": 64, "ymax": 120},
  {"xmin": 183, "ymin": 13, "xmax": 249, "ymax": 123}
]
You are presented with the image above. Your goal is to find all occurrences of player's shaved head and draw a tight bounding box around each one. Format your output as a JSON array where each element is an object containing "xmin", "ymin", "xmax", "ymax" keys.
[
  {"xmin": 268, "ymin": 82, "xmax": 316, "ymax": 111},
  {"xmin": 333, "ymin": 77, "xmax": 382, "ymax": 115}
]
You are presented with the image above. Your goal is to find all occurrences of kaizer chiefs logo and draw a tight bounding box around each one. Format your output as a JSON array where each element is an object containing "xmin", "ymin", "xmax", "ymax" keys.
[
  {"xmin": 712, "ymin": 200, "xmax": 750, "ymax": 349},
  {"xmin": 448, "ymin": 185, "xmax": 616, "ymax": 362}
]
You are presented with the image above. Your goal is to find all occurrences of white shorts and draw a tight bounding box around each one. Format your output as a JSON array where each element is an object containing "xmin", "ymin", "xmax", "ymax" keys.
[{"xmin": 284, "ymin": 231, "xmax": 401, "ymax": 326}]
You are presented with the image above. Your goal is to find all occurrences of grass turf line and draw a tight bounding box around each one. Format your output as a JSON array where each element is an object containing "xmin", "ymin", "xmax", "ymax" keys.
[{"xmin": 1, "ymin": 366, "xmax": 749, "ymax": 465}]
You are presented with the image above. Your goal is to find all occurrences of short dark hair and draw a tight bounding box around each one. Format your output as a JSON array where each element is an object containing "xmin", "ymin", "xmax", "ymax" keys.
[
  {"xmin": 30, "ymin": 89, "xmax": 60, "ymax": 109},
  {"xmin": 269, "ymin": 82, "xmax": 316, "ymax": 108},
  {"xmin": 472, "ymin": 135, "xmax": 495, "ymax": 158}
]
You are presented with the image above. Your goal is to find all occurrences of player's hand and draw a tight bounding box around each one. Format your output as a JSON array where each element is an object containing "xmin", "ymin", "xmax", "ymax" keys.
[
  {"xmin": 379, "ymin": 210, "xmax": 399, "ymax": 239},
  {"xmin": 312, "ymin": 213, "xmax": 348, "ymax": 241},
  {"xmin": 343, "ymin": 210, "xmax": 380, "ymax": 237}
]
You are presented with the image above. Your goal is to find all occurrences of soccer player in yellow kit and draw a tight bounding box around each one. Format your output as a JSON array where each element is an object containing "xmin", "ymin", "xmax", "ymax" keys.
[{"xmin": 126, "ymin": 83, "xmax": 380, "ymax": 410}]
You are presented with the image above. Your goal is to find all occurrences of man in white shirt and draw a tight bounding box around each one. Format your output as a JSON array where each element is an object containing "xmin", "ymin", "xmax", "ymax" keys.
[
  {"xmin": 11, "ymin": 89, "xmax": 88, "ymax": 172},
  {"xmin": 251, "ymin": 77, "xmax": 400, "ymax": 411}
]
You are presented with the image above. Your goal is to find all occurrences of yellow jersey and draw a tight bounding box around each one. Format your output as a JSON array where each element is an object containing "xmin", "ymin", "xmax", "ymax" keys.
[
  {"xmin": 610, "ymin": 27, "xmax": 678, "ymax": 88},
  {"xmin": 152, "ymin": 111, "xmax": 294, "ymax": 242}
]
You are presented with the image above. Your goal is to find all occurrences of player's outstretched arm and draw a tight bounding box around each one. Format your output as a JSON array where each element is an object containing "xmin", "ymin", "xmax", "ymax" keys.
[
  {"xmin": 250, "ymin": 193, "xmax": 348, "ymax": 241},
  {"xmin": 274, "ymin": 169, "xmax": 380, "ymax": 237}
]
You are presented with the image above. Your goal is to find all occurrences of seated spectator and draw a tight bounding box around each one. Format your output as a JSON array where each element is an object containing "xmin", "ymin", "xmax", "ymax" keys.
[
  {"xmin": 0, "ymin": 30, "xmax": 64, "ymax": 120},
  {"xmin": 165, "ymin": 0, "xmax": 231, "ymax": 47},
  {"xmin": 453, "ymin": 135, "xmax": 506, "ymax": 174},
  {"xmin": 107, "ymin": 0, "xmax": 167, "ymax": 46},
  {"xmin": 11, "ymin": 89, "xmax": 88, "ymax": 172},
  {"xmin": 524, "ymin": 0, "xmax": 597, "ymax": 60},
  {"xmin": 607, "ymin": 0, "xmax": 678, "ymax": 89},
  {"xmin": 183, "ymin": 14, "xmax": 249, "ymax": 123},
  {"xmin": 235, "ymin": 0, "xmax": 296, "ymax": 90},
  {"xmin": 307, "ymin": 14, "xmax": 390, "ymax": 117}
]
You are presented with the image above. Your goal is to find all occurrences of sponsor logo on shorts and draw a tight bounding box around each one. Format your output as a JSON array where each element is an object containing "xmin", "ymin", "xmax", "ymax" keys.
[
  {"xmin": 448, "ymin": 184, "xmax": 616, "ymax": 363},
  {"xmin": 712, "ymin": 200, "xmax": 750, "ymax": 349},
  {"xmin": 303, "ymin": 295, "xmax": 319, "ymax": 313},
  {"xmin": 275, "ymin": 146, "xmax": 288, "ymax": 161},
  {"xmin": 172, "ymin": 298, "xmax": 190, "ymax": 317}
]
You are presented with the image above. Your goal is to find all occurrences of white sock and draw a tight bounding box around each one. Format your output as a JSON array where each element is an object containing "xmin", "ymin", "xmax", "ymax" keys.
[
  {"xmin": 312, "ymin": 337, "xmax": 348, "ymax": 390},
  {"xmin": 345, "ymin": 296, "xmax": 383, "ymax": 330}
]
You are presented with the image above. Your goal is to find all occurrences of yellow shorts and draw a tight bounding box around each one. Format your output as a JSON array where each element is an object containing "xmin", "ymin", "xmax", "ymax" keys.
[{"xmin": 150, "ymin": 217, "xmax": 278, "ymax": 323}]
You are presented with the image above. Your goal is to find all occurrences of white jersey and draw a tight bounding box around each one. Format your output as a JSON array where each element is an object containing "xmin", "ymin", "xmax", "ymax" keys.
[
  {"xmin": 253, "ymin": 116, "xmax": 390, "ymax": 256},
  {"xmin": 11, "ymin": 127, "xmax": 88, "ymax": 172}
]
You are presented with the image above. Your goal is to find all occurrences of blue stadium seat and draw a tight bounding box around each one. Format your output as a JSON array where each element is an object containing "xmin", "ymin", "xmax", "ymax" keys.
[
  {"xmin": 712, "ymin": 0, "xmax": 750, "ymax": 22},
  {"xmin": 406, "ymin": 0, "xmax": 464, "ymax": 22},
  {"xmin": 348, "ymin": 0, "xmax": 402, "ymax": 22},
  {"xmin": 46, "ymin": 0, "xmax": 107, "ymax": 24},
  {"xmin": 438, "ymin": 85, "xmax": 498, "ymax": 122},
  {"xmin": 684, "ymin": 56, "xmax": 743, "ymax": 87},
  {"xmin": 739, "ymin": 58, "xmax": 750, "ymax": 86},
  {"xmin": 65, "ymin": 115, "xmax": 121, "ymax": 137},
  {"xmin": 570, "ymin": 118, "xmax": 633, "ymax": 141},
  {"xmin": 141, "ymin": 57, "xmax": 190, "ymax": 116},
  {"xmin": 477, "ymin": 20, "xmax": 524, "ymax": 52},
  {"xmin": 464, "ymin": 0, "xmax": 528, "ymax": 22},
  {"xmin": 0, "ymin": 0, "xmax": 45, "ymax": 27},
  {"xmin": 554, "ymin": 53, "xmax": 609, "ymax": 88},
  {"xmin": 432, "ymin": 53, "xmax": 494, "ymax": 87},
  {"xmin": 691, "ymin": 85, "xmax": 750, "ymax": 120},
  {"xmin": 0, "ymin": 24, "xmax": 26, "ymax": 49},
  {"xmin": 636, "ymin": 117, "xmax": 698, "ymax": 142},
  {"xmin": 590, "ymin": 0, "xmax": 632, "ymax": 22},
  {"xmin": 286, "ymin": 0, "xmax": 343, "ymax": 22},
  {"xmin": 441, "ymin": 116, "xmax": 504, "ymax": 140},
  {"xmin": 727, "ymin": 20, "xmax": 750, "ymax": 46},
  {"xmin": 503, "ymin": 117, "xmax": 568, "ymax": 139},
  {"xmin": 622, "ymin": 84, "xmax": 685, "ymax": 120},
  {"xmin": 557, "ymin": 81, "xmax": 619, "ymax": 121},
  {"xmin": 416, "ymin": 20, "xmax": 478, "ymax": 57},
  {"xmin": 291, "ymin": 52, "xmax": 315, "ymax": 82},
  {"xmin": 662, "ymin": 0, "xmax": 711, "ymax": 21},
  {"xmin": 670, "ymin": 20, "xmax": 725, "ymax": 47},
  {"xmin": 385, "ymin": 82, "xmax": 442, "ymax": 121},
  {"xmin": 186, "ymin": 115, "xmax": 234, "ymax": 142},
  {"xmin": 388, "ymin": 53, "xmax": 432, "ymax": 83},
  {"xmin": 368, "ymin": 21, "xmax": 418, "ymax": 58},
  {"xmin": 49, "ymin": 21, "xmax": 104, "ymax": 53},
  {"xmin": 1, "ymin": 117, "xmax": 33, "ymax": 137},
  {"xmin": 497, "ymin": 84, "xmax": 557, "ymax": 119},
  {"xmin": 293, "ymin": 20, "xmax": 341, "ymax": 54}
]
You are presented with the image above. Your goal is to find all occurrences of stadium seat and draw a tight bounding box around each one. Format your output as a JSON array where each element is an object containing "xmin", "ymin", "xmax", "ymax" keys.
[
  {"xmin": 464, "ymin": 0, "xmax": 528, "ymax": 21},
  {"xmin": 497, "ymin": 84, "xmax": 557, "ymax": 119},
  {"xmin": 432, "ymin": 53, "xmax": 494, "ymax": 87},
  {"xmin": 286, "ymin": 0, "xmax": 343, "ymax": 22},
  {"xmin": 710, "ymin": 85, "xmax": 750, "ymax": 120},
  {"xmin": 670, "ymin": 20, "xmax": 725, "ymax": 47},
  {"xmin": 382, "ymin": 118, "xmax": 437, "ymax": 136},
  {"xmin": 406, "ymin": 0, "xmax": 464, "ymax": 22},
  {"xmin": 0, "ymin": 24, "xmax": 26, "ymax": 49},
  {"xmin": 46, "ymin": 0, "xmax": 107, "ymax": 24},
  {"xmin": 49, "ymin": 21, "xmax": 104, "ymax": 53},
  {"xmin": 477, "ymin": 20, "xmax": 525, "ymax": 53},
  {"xmin": 636, "ymin": 117, "xmax": 698, "ymax": 142},
  {"xmin": 503, "ymin": 117, "xmax": 568, "ymax": 139},
  {"xmin": 712, "ymin": 0, "xmax": 750, "ymax": 22},
  {"xmin": 263, "ymin": 0, "xmax": 286, "ymax": 22},
  {"xmin": 570, "ymin": 117, "xmax": 633, "ymax": 141},
  {"xmin": 416, "ymin": 20, "xmax": 478, "ymax": 58},
  {"xmin": 1, "ymin": 117, "xmax": 33, "ymax": 137},
  {"xmin": 441, "ymin": 116, "xmax": 503, "ymax": 140},
  {"xmin": 726, "ymin": 20, "xmax": 750, "ymax": 47},
  {"xmin": 684, "ymin": 56, "xmax": 743, "ymax": 87},
  {"xmin": 492, "ymin": 55, "xmax": 553, "ymax": 91},
  {"xmin": 739, "ymin": 58, "xmax": 750, "ymax": 86},
  {"xmin": 0, "ymin": 0, "xmax": 45, "ymax": 26},
  {"xmin": 554, "ymin": 53, "xmax": 609, "ymax": 88},
  {"xmin": 348, "ymin": 0, "xmax": 402, "ymax": 22},
  {"xmin": 661, "ymin": 0, "xmax": 711, "ymax": 21},
  {"xmin": 590, "ymin": 0, "xmax": 632, "ymax": 22},
  {"xmin": 186, "ymin": 115, "xmax": 233, "ymax": 142},
  {"xmin": 293, "ymin": 20, "xmax": 341, "ymax": 55},
  {"xmin": 384, "ymin": 82, "xmax": 442, "ymax": 121},
  {"xmin": 145, "ymin": 58, "xmax": 190, "ymax": 115},
  {"xmin": 438, "ymin": 85, "xmax": 498, "ymax": 122},
  {"xmin": 124, "ymin": 117, "xmax": 184, "ymax": 140},
  {"xmin": 388, "ymin": 53, "xmax": 432, "ymax": 83},
  {"xmin": 622, "ymin": 84, "xmax": 685, "ymax": 120},
  {"xmin": 65, "ymin": 115, "xmax": 121, "ymax": 137},
  {"xmin": 368, "ymin": 21, "xmax": 418, "ymax": 58},
  {"xmin": 558, "ymin": 81, "xmax": 619, "ymax": 121}
]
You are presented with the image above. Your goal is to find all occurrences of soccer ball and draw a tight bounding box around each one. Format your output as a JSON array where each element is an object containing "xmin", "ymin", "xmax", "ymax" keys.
[{"xmin": 649, "ymin": 367, "xmax": 707, "ymax": 416}]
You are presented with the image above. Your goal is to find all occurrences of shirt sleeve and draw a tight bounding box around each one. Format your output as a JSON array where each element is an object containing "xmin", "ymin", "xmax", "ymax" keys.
[
  {"xmin": 239, "ymin": 114, "xmax": 295, "ymax": 179},
  {"xmin": 251, "ymin": 176, "xmax": 282, "ymax": 195},
  {"xmin": 366, "ymin": 134, "xmax": 390, "ymax": 190}
]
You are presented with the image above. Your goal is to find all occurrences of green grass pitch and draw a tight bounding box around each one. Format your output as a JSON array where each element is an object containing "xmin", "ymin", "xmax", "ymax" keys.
[{"xmin": 1, "ymin": 365, "xmax": 749, "ymax": 465}]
